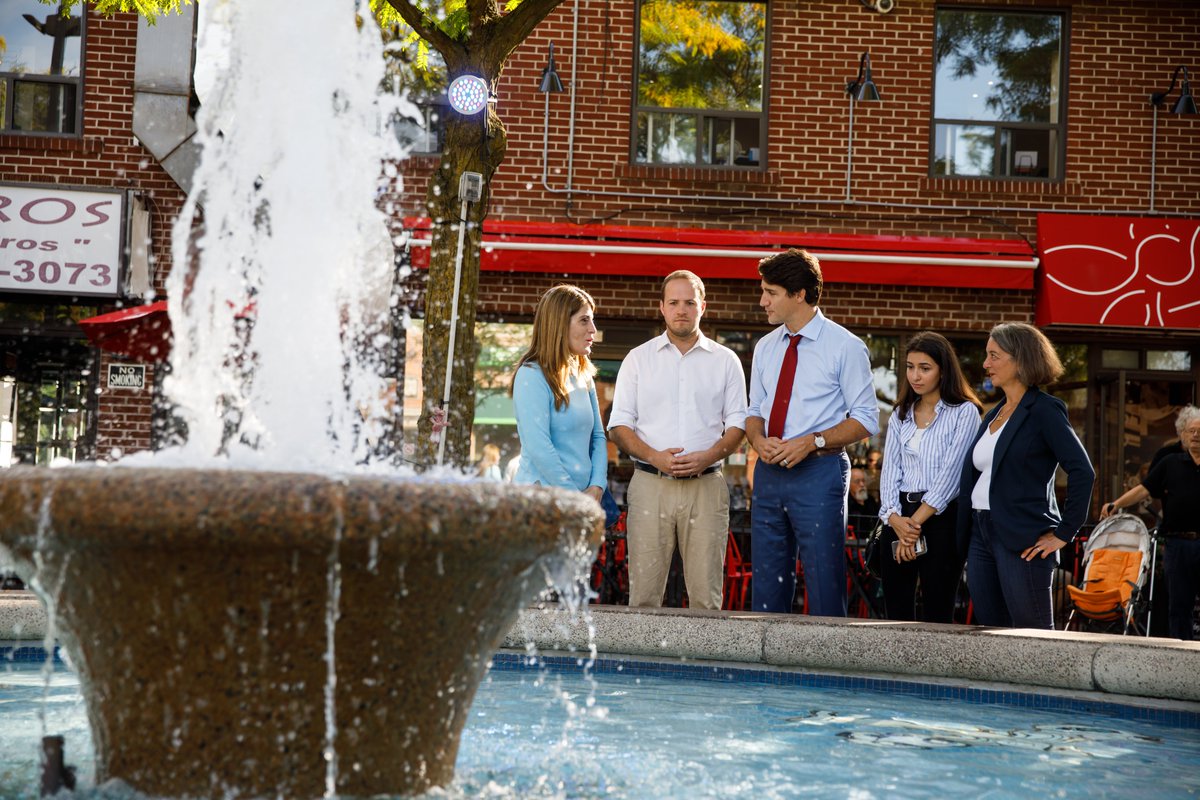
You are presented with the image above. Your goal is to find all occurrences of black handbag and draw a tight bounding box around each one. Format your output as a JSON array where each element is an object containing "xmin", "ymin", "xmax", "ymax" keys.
[{"xmin": 863, "ymin": 520, "xmax": 885, "ymax": 578}]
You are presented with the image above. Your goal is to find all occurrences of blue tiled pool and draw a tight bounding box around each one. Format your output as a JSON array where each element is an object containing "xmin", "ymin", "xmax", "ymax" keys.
[{"xmin": 4, "ymin": 645, "xmax": 1199, "ymax": 798}]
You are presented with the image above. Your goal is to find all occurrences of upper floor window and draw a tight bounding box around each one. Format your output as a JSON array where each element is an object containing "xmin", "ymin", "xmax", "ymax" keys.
[
  {"xmin": 633, "ymin": 0, "xmax": 767, "ymax": 168},
  {"xmin": 385, "ymin": 42, "xmax": 446, "ymax": 155},
  {"xmin": 0, "ymin": 1, "xmax": 83, "ymax": 135},
  {"xmin": 932, "ymin": 8, "xmax": 1064, "ymax": 180}
]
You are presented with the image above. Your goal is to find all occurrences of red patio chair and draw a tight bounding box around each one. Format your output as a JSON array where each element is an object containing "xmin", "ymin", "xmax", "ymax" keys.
[{"xmin": 722, "ymin": 532, "xmax": 751, "ymax": 611}]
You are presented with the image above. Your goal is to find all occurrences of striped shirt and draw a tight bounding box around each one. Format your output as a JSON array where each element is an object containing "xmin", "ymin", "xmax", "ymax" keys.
[{"xmin": 878, "ymin": 398, "xmax": 981, "ymax": 523}]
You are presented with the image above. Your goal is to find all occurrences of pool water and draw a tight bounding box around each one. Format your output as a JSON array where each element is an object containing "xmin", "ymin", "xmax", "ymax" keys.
[{"xmin": 2, "ymin": 657, "xmax": 1198, "ymax": 799}]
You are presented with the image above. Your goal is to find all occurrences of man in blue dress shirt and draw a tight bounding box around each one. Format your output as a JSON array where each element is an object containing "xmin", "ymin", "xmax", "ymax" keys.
[{"xmin": 746, "ymin": 249, "xmax": 880, "ymax": 616}]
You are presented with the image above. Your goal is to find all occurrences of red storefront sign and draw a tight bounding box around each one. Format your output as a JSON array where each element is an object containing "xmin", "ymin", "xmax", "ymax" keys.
[{"xmin": 1036, "ymin": 214, "xmax": 1200, "ymax": 329}]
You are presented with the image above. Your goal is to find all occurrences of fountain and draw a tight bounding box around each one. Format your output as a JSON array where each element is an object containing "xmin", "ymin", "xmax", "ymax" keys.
[{"xmin": 0, "ymin": 1, "xmax": 602, "ymax": 797}]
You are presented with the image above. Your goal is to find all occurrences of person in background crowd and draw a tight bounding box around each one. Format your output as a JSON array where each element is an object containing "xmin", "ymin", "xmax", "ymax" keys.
[
  {"xmin": 1101, "ymin": 412, "xmax": 1200, "ymax": 640},
  {"xmin": 609, "ymin": 270, "xmax": 747, "ymax": 610},
  {"xmin": 847, "ymin": 467, "xmax": 880, "ymax": 534},
  {"xmin": 863, "ymin": 448, "xmax": 884, "ymax": 503},
  {"xmin": 957, "ymin": 323, "xmax": 1095, "ymax": 630},
  {"xmin": 1149, "ymin": 405, "xmax": 1200, "ymax": 472},
  {"xmin": 877, "ymin": 332, "xmax": 981, "ymax": 623},
  {"xmin": 503, "ymin": 451, "xmax": 522, "ymax": 482},
  {"xmin": 510, "ymin": 285, "xmax": 607, "ymax": 509},
  {"xmin": 476, "ymin": 443, "xmax": 502, "ymax": 480},
  {"xmin": 745, "ymin": 249, "xmax": 879, "ymax": 616}
]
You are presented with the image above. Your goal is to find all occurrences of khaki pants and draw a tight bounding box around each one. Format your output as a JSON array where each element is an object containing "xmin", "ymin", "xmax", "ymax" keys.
[{"xmin": 625, "ymin": 469, "xmax": 729, "ymax": 610}]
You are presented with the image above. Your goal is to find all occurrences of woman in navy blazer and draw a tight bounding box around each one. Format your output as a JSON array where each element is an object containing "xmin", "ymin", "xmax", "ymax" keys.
[{"xmin": 956, "ymin": 323, "xmax": 1094, "ymax": 629}]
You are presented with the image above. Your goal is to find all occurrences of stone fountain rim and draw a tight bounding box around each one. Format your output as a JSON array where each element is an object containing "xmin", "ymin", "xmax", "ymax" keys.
[{"xmin": 0, "ymin": 464, "xmax": 603, "ymax": 550}]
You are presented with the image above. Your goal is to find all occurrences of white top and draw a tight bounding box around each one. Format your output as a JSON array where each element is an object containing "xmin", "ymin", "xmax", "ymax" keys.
[
  {"xmin": 608, "ymin": 331, "xmax": 748, "ymax": 467},
  {"xmin": 970, "ymin": 420, "xmax": 1007, "ymax": 510},
  {"xmin": 907, "ymin": 426, "xmax": 927, "ymax": 452}
]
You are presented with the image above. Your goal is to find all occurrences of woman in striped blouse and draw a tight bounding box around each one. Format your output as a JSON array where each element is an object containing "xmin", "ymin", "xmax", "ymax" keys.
[{"xmin": 877, "ymin": 332, "xmax": 982, "ymax": 622}]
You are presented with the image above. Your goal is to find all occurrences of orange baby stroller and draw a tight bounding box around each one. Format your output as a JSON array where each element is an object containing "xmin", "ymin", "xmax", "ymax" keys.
[{"xmin": 1064, "ymin": 513, "xmax": 1154, "ymax": 635}]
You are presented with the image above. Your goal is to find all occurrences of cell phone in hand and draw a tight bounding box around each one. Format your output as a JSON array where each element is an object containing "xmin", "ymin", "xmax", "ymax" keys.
[{"xmin": 892, "ymin": 536, "xmax": 928, "ymax": 558}]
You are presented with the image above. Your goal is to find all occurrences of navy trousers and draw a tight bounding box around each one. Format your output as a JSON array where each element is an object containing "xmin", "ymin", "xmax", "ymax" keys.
[
  {"xmin": 750, "ymin": 452, "xmax": 848, "ymax": 616},
  {"xmin": 966, "ymin": 509, "xmax": 1056, "ymax": 629}
]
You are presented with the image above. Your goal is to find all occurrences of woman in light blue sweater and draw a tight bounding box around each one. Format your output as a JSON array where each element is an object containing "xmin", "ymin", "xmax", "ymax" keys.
[{"xmin": 510, "ymin": 285, "xmax": 608, "ymax": 504}]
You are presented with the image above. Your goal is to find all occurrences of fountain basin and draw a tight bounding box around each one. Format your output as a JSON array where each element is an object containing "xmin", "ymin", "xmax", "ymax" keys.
[{"xmin": 0, "ymin": 466, "xmax": 601, "ymax": 799}]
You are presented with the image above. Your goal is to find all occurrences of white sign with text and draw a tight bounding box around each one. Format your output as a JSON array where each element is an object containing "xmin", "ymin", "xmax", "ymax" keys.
[
  {"xmin": 107, "ymin": 364, "xmax": 146, "ymax": 390},
  {"xmin": 0, "ymin": 183, "xmax": 125, "ymax": 298}
]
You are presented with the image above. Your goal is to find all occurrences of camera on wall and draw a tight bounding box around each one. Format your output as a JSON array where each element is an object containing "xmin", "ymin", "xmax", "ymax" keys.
[{"xmin": 863, "ymin": 0, "xmax": 895, "ymax": 13}]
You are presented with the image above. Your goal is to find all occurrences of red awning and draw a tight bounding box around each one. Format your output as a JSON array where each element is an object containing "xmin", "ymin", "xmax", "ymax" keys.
[
  {"xmin": 403, "ymin": 220, "xmax": 1038, "ymax": 290},
  {"xmin": 1036, "ymin": 213, "xmax": 1200, "ymax": 329},
  {"xmin": 78, "ymin": 301, "xmax": 172, "ymax": 362}
]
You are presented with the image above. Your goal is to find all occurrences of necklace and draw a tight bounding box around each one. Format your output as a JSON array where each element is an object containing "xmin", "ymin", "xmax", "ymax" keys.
[
  {"xmin": 915, "ymin": 404, "xmax": 936, "ymax": 428},
  {"xmin": 994, "ymin": 403, "xmax": 1013, "ymax": 426}
]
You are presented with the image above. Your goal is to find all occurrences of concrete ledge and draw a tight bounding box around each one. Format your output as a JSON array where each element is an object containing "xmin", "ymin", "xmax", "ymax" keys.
[
  {"xmin": 0, "ymin": 591, "xmax": 48, "ymax": 642},
  {"xmin": 506, "ymin": 605, "xmax": 1200, "ymax": 703},
  {"xmin": 9, "ymin": 592, "xmax": 1199, "ymax": 703}
]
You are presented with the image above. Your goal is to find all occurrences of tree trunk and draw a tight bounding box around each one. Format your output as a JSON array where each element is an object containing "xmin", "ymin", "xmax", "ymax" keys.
[{"xmin": 414, "ymin": 104, "xmax": 507, "ymax": 468}]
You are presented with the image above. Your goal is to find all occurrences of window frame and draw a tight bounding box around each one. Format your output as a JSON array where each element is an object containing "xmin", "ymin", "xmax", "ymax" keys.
[
  {"xmin": 630, "ymin": 0, "xmax": 770, "ymax": 170},
  {"xmin": 928, "ymin": 5, "xmax": 1068, "ymax": 182},
  {"xmin": 0, "ymin": 2, "xmax": 87, "ymax": 137}
]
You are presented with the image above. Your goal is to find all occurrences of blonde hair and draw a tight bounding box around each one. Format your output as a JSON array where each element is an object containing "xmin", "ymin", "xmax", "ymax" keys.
[
  {"xmin": 476, "ymin": 443, "xmax": 501, "ymax": 475},
  {"xmin": 662, "ymin": 270, "xmax": 705, "ymax": 301},
  {"xmin": 511, "ymin": 285, "xmax": 597, "ymax": 410}
]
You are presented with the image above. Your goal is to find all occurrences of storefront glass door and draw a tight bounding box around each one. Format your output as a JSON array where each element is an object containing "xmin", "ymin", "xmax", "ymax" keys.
[
  {"xmin": 0, "ymin": 342, "xmax": 96, "ymax": 467},
  {"xmin": 1097, "ymin": 372, "xmax": 1195, "ymax": 505}
]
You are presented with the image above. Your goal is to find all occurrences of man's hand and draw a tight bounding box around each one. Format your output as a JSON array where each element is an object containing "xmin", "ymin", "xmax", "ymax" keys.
[
  {"xmin": 669, "ymin": 449, "xmax": 715, "ymax": 477},
  {"xmin": 648, "ymin": 447, "xmax": 686, "ymax": 475},
  {"xmin": 584, "ymin": 485, "xmax": 604, "ymax": 503},
  {"xmin": 769, "ymin": 435, "xmax": 817, "ymax": 469},
  {"xmin": 753, "ymin": 435, "xmax": 786, "ymax": 463}
]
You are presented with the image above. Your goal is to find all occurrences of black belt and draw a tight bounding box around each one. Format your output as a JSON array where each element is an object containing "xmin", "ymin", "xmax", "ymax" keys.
[
  {"xmin": 810, "ymin": 447, "xmax": 846, "ymax": 459},
  {"xmin": 634, "ymin": 462, "xmax": 720, "ymax": 480},
  {"xmin": 1164, "ymin": 531, "xmax": 1200, "ymax": 540},
  {"xmin": 901, "ymin": 491, "xmax": 926, "ymax": 504}
]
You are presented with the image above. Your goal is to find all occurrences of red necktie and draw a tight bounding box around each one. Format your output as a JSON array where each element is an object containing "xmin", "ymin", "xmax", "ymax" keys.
[{"xmin": 768, "ymin": 334, "xmax": 801, "ymax": 439}]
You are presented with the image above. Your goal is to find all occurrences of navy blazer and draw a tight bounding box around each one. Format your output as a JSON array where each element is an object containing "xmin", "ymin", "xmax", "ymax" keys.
[{"xmin": 956, "ymin": 388, "xmax": 1095, "ymax": 557}]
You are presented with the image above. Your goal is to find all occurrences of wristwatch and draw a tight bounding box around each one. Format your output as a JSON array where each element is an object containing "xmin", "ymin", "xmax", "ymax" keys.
[{"xmin": 813, "ymin": 432, "xmax": 827, "ymax": 449}]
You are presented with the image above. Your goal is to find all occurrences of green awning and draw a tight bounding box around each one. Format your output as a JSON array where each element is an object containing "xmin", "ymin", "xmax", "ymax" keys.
[{"xmin": 474, "ymin": 392, "xmax": 516, "ymax": 426}]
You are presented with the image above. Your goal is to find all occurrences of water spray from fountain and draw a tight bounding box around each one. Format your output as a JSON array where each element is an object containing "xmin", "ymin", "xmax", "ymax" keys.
[{"xmin": 163, "ymin": 0, "xmax": 404, "ymax": 471}]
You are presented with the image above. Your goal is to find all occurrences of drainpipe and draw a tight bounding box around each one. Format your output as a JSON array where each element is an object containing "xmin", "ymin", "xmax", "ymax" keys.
[{"xmin": 132, "ymin": 7, "xmax": 201, "ymax": 194}]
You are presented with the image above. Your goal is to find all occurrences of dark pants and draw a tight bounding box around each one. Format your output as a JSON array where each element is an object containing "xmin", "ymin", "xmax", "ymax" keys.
[
  {"xmin": 1164, "ymin": 537, "xmax": 1200, "ymax": 641},
  {"xmin": 966, "ymin": 509, "xmax": 1057, "ymax": 629},
  {"xmin": 880, "ymin": 497, "xmax": 963, "ymax": 623},
  {"xmin": 751, "ymin": 453, "xmax": 848, "ymax": 616}
]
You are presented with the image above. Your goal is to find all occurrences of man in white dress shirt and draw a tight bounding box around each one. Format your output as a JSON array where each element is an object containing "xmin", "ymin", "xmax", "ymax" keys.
[{"xmin": 608, "ymin": 271, "xmax": 748, "ymax": 609}]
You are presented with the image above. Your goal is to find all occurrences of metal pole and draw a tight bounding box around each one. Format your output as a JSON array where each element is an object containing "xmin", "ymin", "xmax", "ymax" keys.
[
  {"xmin": 436, "ymin": 196, "xmax": 471, "ymax": 466},
  {"xmin": 845, "ymin": 95, "xmax": 855, "ymax": 202},
  {"xmin": 1149, "ymin": 103, "xmax": 1159, "ymax": 213}
]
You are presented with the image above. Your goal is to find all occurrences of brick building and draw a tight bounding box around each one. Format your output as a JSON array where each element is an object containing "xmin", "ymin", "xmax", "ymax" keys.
[
  {"xmin": 2, "ymin": 4, "xmax": 191, "ymax": 466},
  {"xmin": 2, "ymin": 0, "xmax": 1198, "ymax": 513},
  {"xmin": 398, "ymin": 0, "xmax": 1200, "ymax": 505}
]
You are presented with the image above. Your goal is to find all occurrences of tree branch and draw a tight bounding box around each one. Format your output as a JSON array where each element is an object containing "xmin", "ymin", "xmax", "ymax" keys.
[
  {"xmin": 480, "ymin": 0, "xmax": 567, "ymax": 67},
  {"xmin": 385, "ymin": 0, "xmax": 464, "ymax": 60}
]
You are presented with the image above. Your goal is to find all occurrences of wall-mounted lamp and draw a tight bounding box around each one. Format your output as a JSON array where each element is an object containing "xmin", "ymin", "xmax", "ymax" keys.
[
  {"xmin": 539, "ymin": 43, "xmax": 564, "ymax": 94},
  {"xmin": 1148, "ymin": 65, "xmax": 1196, "ymax": 212},
  {"xmin": 847, "ymin": 52, "xmax": 881, "ymax": 102},
  {"xmin": 1152, "ymin": 65, "xmax": 1197, "ymax": 115},
  {"xmin": 447, "ymin": 74, "xmax": 490, "ymax": 115},
  {"xmin": 845, "ymin": 52, "xmax": 882, "ymax": 201}
]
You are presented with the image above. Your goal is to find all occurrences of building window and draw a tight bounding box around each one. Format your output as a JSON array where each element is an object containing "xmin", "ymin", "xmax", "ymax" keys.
[
  {"xmin": 633, "ymin": 0, "xmax": 767, "ymax": 168},
  {"xmin": 931, "ymin": 8, "xmax": 1064, "ymax": 180},
  {"xmin": 393, "ymin": 102, "xmax": 447, "ymax": 154},
  {"xmin": 0, "ymin": 1, "xmax": 84, "ymax": 135}
]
